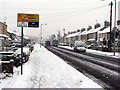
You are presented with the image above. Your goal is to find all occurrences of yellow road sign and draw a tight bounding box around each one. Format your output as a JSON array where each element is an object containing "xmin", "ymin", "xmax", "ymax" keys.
[{"xmin": 18, "ymin": 13, "xmax": 39, "ymax": 22}]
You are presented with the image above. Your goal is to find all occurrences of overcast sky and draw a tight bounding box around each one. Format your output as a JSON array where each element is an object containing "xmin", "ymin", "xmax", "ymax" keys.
[{"xmin": 0, "ymin": 0, "xmax": 120, "ymax": 41}]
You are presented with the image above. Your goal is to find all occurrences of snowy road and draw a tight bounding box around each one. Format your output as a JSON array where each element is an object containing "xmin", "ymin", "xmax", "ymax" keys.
[{"xmin": 0, "ymin": 44, "xmax": 102, "ymax": 88}]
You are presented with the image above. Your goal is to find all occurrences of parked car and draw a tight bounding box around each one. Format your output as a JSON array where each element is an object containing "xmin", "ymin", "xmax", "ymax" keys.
[
  {"xmin": 27, "ymin": 43, "xmax": 34, "ymax": 52},
  {"xmin": 102, "ymin": 45, "xmax": 108, "ymax": 52},
  {"xmin": 13, "ymin": 53, "xmax": 26, "ymax": 67},
  {"xmin": 14, "ymin": 47, "xmax": 30, "ymax": 67},
  {"xmin": 87, "ymin": 43, "xmax": 98, "ymax": 49}
]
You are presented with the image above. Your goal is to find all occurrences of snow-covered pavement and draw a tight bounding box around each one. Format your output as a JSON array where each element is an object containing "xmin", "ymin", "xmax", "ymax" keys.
[{"xmin": 0, "ymin": 44, "xmax": 102, "ymax": 89}]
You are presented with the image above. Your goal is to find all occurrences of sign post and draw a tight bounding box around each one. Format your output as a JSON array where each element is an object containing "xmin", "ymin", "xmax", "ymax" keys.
[
  {"xmin": 21, "ymin": 27, "xmax": 23, "ymax": 75},
  {"xmin": 17, "ymin": 13, "xmax": 39, "ymax": 75}
]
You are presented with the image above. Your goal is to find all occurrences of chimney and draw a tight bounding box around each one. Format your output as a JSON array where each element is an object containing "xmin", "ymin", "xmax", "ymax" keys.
[
  {"xmin": 94, "ymin": 23, "xmax": 101, "ymax": 29},
  {"xmin": 77, "ymin": 29, "xmax": 80, "ymax": 32},
  {"xmin": 87, "ymin": 26, "xmax": 92, "ymax": 31},
  {"xmin": 104, "ymin": 21, "xmax": 110, "ymax": 28},
  {"xmin": 81, "ymin": 28, "xmax": 86, "ymax": 32}
]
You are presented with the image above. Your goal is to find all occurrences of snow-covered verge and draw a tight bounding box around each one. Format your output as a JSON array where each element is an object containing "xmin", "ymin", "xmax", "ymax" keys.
[
  {"xmin": 0, "ymin": 44, "xmax": 102, "ymax": 89},
  {"xmin": 58, "ymin": 46, "xmax": 119, "ymax": 58},
  {"xmin": 0, "ymin": 67, "xmax": 21, "ymax": 89}
]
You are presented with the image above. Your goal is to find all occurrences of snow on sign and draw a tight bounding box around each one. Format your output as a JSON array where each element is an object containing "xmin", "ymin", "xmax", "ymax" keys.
[{"xmin": 17, "ymin": 13, "xmax": 39, "ymax": 27}]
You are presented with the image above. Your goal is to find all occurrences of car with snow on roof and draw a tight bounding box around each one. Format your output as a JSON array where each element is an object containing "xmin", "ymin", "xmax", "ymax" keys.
[{"xmin": 74, "ymin": 41, "xmax": 86, "ymax": 53}]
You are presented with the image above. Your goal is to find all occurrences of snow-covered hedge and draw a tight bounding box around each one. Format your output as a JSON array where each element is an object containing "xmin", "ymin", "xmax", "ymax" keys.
[{"xmin": 14, "ymin": 47, "xmax": 30, "ymax": 56}]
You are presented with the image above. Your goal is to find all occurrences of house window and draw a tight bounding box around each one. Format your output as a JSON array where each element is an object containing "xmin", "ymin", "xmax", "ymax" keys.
[{"xmin": 75, "ymin": 36, "xmax": 78, "ymax": 40}]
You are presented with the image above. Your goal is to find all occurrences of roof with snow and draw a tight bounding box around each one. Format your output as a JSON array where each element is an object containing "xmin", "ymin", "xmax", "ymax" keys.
[
  {"xmin": 80, "ymin": 27, "xmax": 101, "ymax": 35},
  {"xmin": 79, "ymin": 30, "xmax": 87, "ymax": 35},
  {"xmin": 7, "ymin": 28, "xmax": 14, "ymax": 33},
  {"xmin": 66, "ymin": 32, "xmax": 80, "ymax": 38},
  {"xmin": 98, "ymin": 27, "xmax": 110, "ymax": 34},
  {"xmin": 83, "ymin": 29, "xmax": 94, "ymax": 35},
  {"xmin": 88, "ymin": 27, "xmax": 101, "ymax": 34},
  {"xmin": 7, "ymin": 27, "xmax": 20, "ymax": 36}
]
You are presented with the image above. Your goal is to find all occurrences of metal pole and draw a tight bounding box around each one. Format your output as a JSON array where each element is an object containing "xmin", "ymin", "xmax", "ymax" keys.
[
  {"xmin": 113, "ymin": 0, "xmax": 117, "ymax": 56},
  {"xmin": 21, "ymin": 27, "xmax": 23, "ymax": 75}
]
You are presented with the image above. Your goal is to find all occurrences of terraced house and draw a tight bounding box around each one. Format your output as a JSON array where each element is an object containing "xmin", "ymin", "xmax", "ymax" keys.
[
  {"xmin": 0, "ymin": 22, "xmax": 8, "ymax": 51},
  {"xmin": 65, "ymin": 23, "xmax": 102, "ymax": 45},
  {"xmin": 64, "ymin": 21, "xmax": 114, "ymax": 47}
]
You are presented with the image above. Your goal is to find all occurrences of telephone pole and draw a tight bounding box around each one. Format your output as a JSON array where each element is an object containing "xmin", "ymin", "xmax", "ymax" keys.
[
  {"xmin": 109, "ymin": 2, "xmax": 113, "ymax": 51},
  {"xmin": 113, "ymin": 0, "xmax": 117, "ymax": 56}
]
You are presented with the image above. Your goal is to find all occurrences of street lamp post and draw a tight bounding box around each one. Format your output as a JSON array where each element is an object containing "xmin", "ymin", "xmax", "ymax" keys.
[
  {"xmin": 56, "ymin": 30, "xmax": 58, "ymax": 40},
  {"xmin": 40, "ymin": 23, "xmax": 47, "ymax": 48}
]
